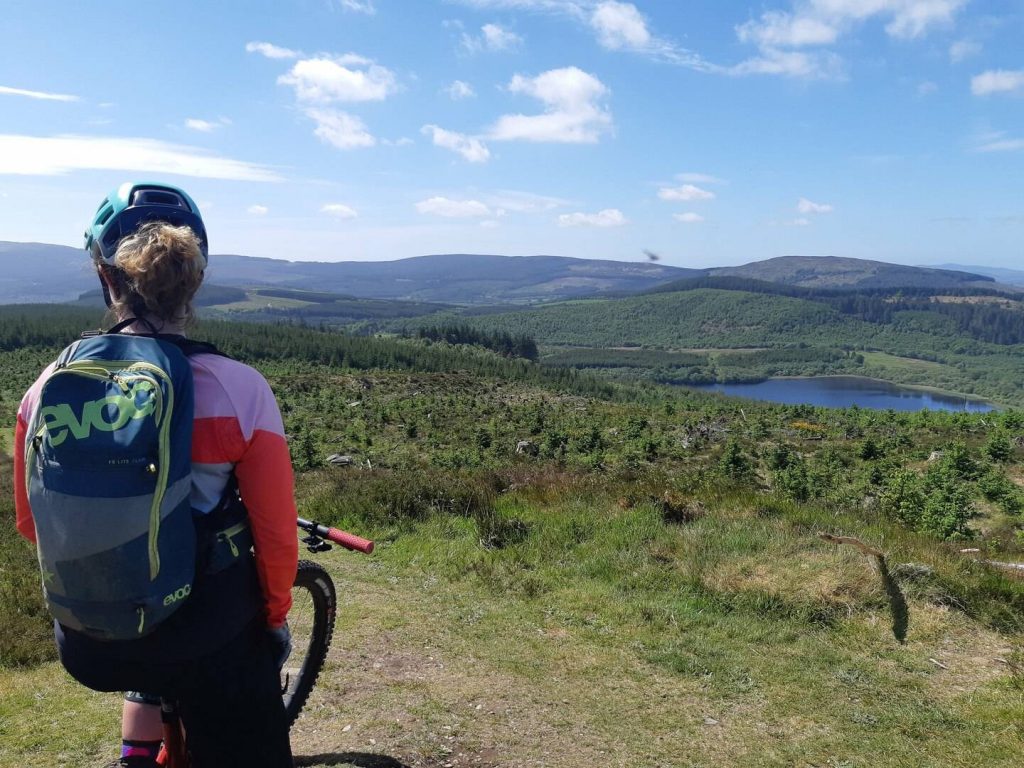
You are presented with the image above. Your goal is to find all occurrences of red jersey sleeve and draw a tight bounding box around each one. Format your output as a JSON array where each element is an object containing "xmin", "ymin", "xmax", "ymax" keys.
[
  {"xmin": 13, "ymin": 413, "xmax": 36, "ymax": 543},
  {"xmin": 235, "ymin": 424, "xmax": 299, "ymax": 628}
]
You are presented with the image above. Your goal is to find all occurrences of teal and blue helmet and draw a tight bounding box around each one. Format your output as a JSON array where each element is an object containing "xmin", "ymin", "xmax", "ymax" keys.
[{"xmin": 84, "ymin": 182, "xmax": 208, "ymax": 266}]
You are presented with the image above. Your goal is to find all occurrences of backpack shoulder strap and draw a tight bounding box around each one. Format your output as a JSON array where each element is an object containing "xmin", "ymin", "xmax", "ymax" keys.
[
  {"xmin": 81, "ymin": 316, "xmax": 229, "ymax": 360},
  {"xmin": 55, "ymin": 339, "xmax": 83, "ymax": 368},
  {"xmin": 163, "ymin": 337, "xmax": 231, "ymax": 359}
]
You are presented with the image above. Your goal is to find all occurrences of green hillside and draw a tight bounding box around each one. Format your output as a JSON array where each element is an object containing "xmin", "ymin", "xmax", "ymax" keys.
[
  {"xmin": 3, "ymin": 305, "xmax": 1024, "ymax": 767},
  {"xmin": 447, "ymin": 289, "xmax": 848, "ymax": 347},
  {"xmin": 384, "ymin": 286, "xmax": 1024, "ymax": 406}
]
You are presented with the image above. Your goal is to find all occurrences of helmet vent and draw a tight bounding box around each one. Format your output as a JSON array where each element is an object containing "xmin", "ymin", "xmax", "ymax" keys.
[
  {"xmin": 96, "ymin": 206, "xmax": 114, "ymax": 226},
  {"xmin": 131, "ymin": 189, "xmax": 188, "ymax": 209}
]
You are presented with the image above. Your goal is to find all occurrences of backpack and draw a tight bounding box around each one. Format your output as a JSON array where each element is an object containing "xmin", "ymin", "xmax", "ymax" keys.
[{"xmin": 24, "ymin": 332, "xmax": 206, "ymax": 641}]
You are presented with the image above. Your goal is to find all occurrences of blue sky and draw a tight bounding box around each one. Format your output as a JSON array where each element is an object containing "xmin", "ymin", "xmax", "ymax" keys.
[{"xmin": 1, "ymin": 0, "xmax": 1022, "ymax": 268}]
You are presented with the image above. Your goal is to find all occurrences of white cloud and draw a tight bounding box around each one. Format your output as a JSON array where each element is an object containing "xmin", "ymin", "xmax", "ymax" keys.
[
  {"xmin": 732, "ymin": 1, "xmax": 967, "ymax": 79},
  {"xmin": 973, "ymin": 131, "xmax": 1024, "ymax": 153},
  {"xmin": 259, "ymin": 51, "xmax": 395, "ymax": 150},
  {"xmin": 245, "ymin": 41, "xmax": 299, "ymax": 60},
  {"xmin": 305, "ymin": 108, "xmax": 376, "ymax": 149},
  {"xmin": 748, "ymin": 0, "xmax": 967, "ymax": 42},
  {"xmin": 337, "ymin": 0, "xmax": 376, "ymax": 13},
  {"xmin": 321, "ymin": 203, "xmax": 359, "ymax": 219},
  {"xmin": 658, "ymin": 184, "xmax": 715, "ymax": 202},
  {"xmin": 790, "ymin": 217, "xmax": 811, "ymax": 226},
  {"xmin": 490, "ymin": 67, "xmax": 612, "ymax": 143},
  {"xmin": 971, "ymin": 69, "xmax": 1024, "ymax": 96},
  {"xmin": 185, "ymin": 117, "xmax": 231, "ymax": 132},
  {"xmin": 422, "ymin": 125, "xmax": 491, "ymax": 163},
  {"xmin": 736, "ymin": 11, "xmax": 838, "ymax": 48},
  {"xmin": 949, "ymin": 38, "xmax": 981, "ymax": 63},
  {"xmin": 980, "ymin": 140, "xmax": 1024, "ymax": 152},
  {"xmin": 558, "ymin": 208, "xmax": 627, "ymax": 227},
  {"xmin": 185, "ymin": 119, "xmax": 217, "ymax": 132},
  {"xmin": 462, "ymin": 23, "xmax": 523, "ymax": 52},
  {"xmin": 456, "ymin": 1, "xmax": 713, "ymax": 70},
  {"xmin": 0, "ymin": 134, "xmax": 282, "ymax": 181},
  {"xmin": 484, "ymin": 22, "xmax": 523, "ymax": 49},
  {"xmin": 917, "ymin": 80, "xmax": 938, "ymax": 95},
  {"xmin": 590, "ymin": 1, "xmax": 651, "ymax": 49},
  {"xmin": 0, "ymin": 84, "xmax": 78, "ymax": 102},
  {"xmin": 673, "ymin": 212, "xmax": 704, "ymax": 223},
  {"xmin": 729, "ymin": 48, "xmax": 844, "ymax": 79},
  {"xmin": 486, "ymin": 190, "xmax": 569, "ymax": 212},
  {"xmin": 415, "ymin": 196, "xmax": 492, "ymax": 217},
  {"xmin": 884, "ymin": 0, "xmax": 966, "ymax": 39},
  {"xmin": 445, "ymin": 80, "xmax": 476, "ymax": 99},
  {"xmin": 797, "ymin": 197, "xmax": 834, "ymax": 214},
  {"xmin": 278, "ymin": 55, "xmax": 397, "ymax": 103},
  {"xmin": 247, "ymin": 204, "xmax": 269, "ymax": 216},
  {"xmin": 480, "ymin": 219, "xmax": 501, "ymax": 228}
]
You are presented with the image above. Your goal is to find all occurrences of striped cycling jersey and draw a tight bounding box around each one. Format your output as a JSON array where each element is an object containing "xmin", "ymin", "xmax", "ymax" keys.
[{"xmin": 13, "ymin": 351, "xmax": 298, "ymax": 628}]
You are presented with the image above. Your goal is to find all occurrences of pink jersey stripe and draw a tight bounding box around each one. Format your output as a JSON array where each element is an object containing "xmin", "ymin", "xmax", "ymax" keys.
[{"xmin": 191, "ymin": 354, "xmax": 285, "ymax": 441}]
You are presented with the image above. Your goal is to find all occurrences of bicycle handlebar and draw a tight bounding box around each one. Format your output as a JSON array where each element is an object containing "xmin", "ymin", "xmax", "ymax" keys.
[{"xmin": 297, "ymin": 517, "xmax": 374, "ymax": 554}]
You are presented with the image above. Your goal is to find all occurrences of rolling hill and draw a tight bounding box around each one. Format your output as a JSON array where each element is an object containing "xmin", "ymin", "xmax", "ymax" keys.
[
  {"xmin": 0, "ymin": 242, "xmax": 96, "ymax": 303},
  {"xmin": 0, "ymin": 242, "xmax": 694, "ymax": 304},
  {"xmin": 206, "ymin": 252, "xmax": 695, "ymax": 303},
  {"xmin": 394, "ymin": 282, "xmax": 1024, "ymax": 405},
  {"xmin": 930, "ymin": 263, "xmax": 1024, "ymax": 287},
  {"xmin": 707, "ymin": 255, "xmax": 998, "ymax": 290}
]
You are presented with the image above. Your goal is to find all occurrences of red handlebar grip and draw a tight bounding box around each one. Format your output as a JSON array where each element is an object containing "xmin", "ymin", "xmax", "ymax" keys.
[{"xmin": 327, "ymin": 528, "xmax": 375, "ymax": 554}]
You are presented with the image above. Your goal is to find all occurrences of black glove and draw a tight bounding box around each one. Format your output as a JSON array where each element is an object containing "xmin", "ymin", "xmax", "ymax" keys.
[{"xmin": 267, "ymin": 623, "xmax": 292, "ymax": 670}]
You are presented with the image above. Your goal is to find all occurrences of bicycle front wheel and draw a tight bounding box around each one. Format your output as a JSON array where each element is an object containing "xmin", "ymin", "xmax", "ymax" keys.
[{"xmin": 282, "ymin": 560, "xmax": 337, "ymax": 725}]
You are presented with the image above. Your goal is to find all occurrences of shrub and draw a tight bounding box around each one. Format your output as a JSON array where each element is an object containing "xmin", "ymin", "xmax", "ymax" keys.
[
  {"xmin": 858, "ymin": 437, "xmax": 882, "ymax": 461},
  {"xmin": 984, "ymin": 431, "xmax": 1014, "ymax": 464},
  {"xmin": 718, "ymin": 439, "xmax": 753, "ymax": 483},
  {"xmin": 774, "ymin": 459, "xmax": 811, "ymax": 502},
  {"xmin": 0, "ymin": 472, "xmax": 56, "ymax": 667}
]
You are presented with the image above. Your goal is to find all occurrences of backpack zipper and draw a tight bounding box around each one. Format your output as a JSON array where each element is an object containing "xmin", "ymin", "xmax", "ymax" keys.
[
  {"xmin": 24, "ymin": 423, "xmax": 47, "ymax": 503},
  {"xmin": 217, "ymin": 522, "xmax": 249, "ymax": 558}
]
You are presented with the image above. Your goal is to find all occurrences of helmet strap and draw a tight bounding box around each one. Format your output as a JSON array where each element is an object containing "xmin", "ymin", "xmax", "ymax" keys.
[
  {"xmin": 106, "ymin": 315, "xmax": 160, "ymax": 335},
  {"xmin": 99, "ymin": 278, "xmax": 114, "ymax": 310}
]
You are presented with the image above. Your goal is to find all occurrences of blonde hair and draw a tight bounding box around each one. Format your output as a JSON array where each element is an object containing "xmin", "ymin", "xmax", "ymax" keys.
[{"xmin": 99, "ymin": 221, "xmax": 205, "ymax": 325}]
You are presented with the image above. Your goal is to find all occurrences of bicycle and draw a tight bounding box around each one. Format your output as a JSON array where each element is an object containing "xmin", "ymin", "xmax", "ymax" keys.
[{"xmin": 157, "ymin": 517, "xmax": 374, "ymax": 767}]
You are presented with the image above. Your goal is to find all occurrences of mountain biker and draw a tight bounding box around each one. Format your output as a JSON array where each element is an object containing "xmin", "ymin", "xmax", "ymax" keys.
[{"xmin": 12, "ymin": 182, "xmax": 298, "ymax": 768}]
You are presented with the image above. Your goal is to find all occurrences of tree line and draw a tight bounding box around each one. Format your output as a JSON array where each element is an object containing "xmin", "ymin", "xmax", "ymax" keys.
[{"xmin": 411, "ymin": 323, "xmax": 538, "ymax": 361}]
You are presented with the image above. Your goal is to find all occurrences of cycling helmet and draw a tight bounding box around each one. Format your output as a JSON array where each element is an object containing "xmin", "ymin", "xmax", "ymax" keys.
[{"xmin": 84, "ymin": 182, "xmax": 209, "ymax": 266}]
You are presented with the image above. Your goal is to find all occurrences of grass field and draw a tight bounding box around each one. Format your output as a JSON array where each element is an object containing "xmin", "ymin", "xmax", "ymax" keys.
[
  {"xmin": 3, "ymin": 310, "xmax": 1024, "ymax": 767},
  {"xmin": 3, "ymin": 464, "xmax": 1024, "ymax": 767},
  {"xmin": 210, "ymin": 291, "xmax": 318, "ymax": 312},
  {"xmin": 860, "ymin": 351, "xmax": 951, "ymax": 374}
]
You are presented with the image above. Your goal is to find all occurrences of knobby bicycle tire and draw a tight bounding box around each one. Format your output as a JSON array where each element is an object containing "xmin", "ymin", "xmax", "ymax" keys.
[{"xmin": 282, "ymin": 560, "xmax": 337, "ymax": 724}]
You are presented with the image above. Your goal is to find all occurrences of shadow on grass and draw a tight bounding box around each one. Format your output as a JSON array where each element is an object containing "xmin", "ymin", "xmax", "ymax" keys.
[{"xmin": 294, "ymin": 752, "xmax": 411, "ymax": 768}]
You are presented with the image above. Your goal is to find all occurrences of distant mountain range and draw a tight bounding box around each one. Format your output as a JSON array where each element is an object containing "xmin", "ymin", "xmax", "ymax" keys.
[
  {"xmin": 0, "ymin": 241, "xmax": 1014, "ymax": 305},
  {"xmin": 0, "ymin": 242, "xmax": 99, "ymax": 303},
  {"xmin": 0, "ymin": 243, "xmax": 694, "ymax": 304},
  {"xmin": 929, "ymin": 263, "xmax": 1024, "ymax": 287},
  {"xmin": 208, "ymin": 252, "xmax": 698, "ymax": 303},
  {"xmin": 707, "ymin": 256, "xmax": 998, "ymax": 290}
]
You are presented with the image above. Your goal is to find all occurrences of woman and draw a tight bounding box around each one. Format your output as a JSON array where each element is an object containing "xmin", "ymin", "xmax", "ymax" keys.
[{"xmin": 12, "ymin": 183, "xmax": 298, "ymax": 767}]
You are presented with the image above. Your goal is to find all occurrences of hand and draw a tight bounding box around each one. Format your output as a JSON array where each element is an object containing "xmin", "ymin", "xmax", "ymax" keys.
[{"xmin": 267, "ymin": 623, "xmax": 292, "ymax": 670}]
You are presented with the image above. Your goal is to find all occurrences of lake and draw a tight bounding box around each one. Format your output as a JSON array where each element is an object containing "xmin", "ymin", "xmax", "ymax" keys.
[{"xmin": 687, "ymin": 376, "xmax": 994, "ymax": 412}]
